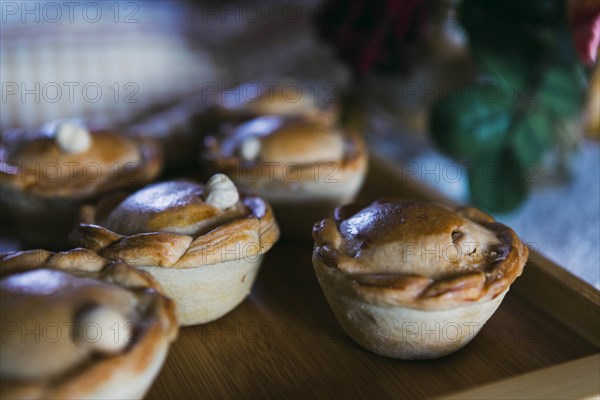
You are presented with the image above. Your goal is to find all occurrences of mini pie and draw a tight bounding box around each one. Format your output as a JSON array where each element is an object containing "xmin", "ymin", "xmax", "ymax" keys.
[
  {"xmin": 206, "ymin": 81, "xmax": 338, "ymax": 127},
  {"xmin": 0, "ymin": 120, "xmax": 162, "ymax": 247},
  {"xmin": 68, "ymin": 175, "xmax": 280, "ymax": 326},
  {"xmin": 0, "ymin": 248, "xmax": 177, "ymax": 400},
  {"xmin": 202, "ymin": 114, "xmax": 368, "ymax": 235},
  {"xmin": 312, "ymin": 199, "xmax": 528, "ymax": 359}
]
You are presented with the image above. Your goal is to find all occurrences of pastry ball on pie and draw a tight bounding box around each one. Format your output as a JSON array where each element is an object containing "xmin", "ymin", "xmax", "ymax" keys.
[
  {"xmin": 0, "ymin": 119, "xmax": 163, "ymax": 247},
  {"xmin": 69, "ymin": 176, "xmax": 280, "ymax": 326},
  {"xmin": 99, "ymin": 178, "xmax": 246, "ymax": 237},
  {"xmin": 202, "ymin": 115, "xmax": 368, "ymax": 236},
  {"xmin": 196, "ymin": 81, "xmax": 338, "ymax": 161}
]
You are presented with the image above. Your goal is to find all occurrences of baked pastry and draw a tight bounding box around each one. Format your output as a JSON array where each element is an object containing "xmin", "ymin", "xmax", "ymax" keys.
[
  {"xmin": 312, "ymin": 199, "xmax": 528, "ymax": 359},
  {"xmin": 125, "ymin": 81, "xmax": 335, "ymax": 169},
  {"xmin": 0, "ymin": 120, "xmax": 162, "ymax": 247},
  {"xmin": 68, "ymin": 174, "xmax": 280, "ymax": 326},
  {"xmin": 202, "ymin": 114, "xmax": 368, "ymax": 235},
  {"xmin": 0, "ymin": 248, "xmax": 177, "ymax": 399},
  {"xmin": 206, "ymin": 81, "xmax": 338, "ymax": 126}
]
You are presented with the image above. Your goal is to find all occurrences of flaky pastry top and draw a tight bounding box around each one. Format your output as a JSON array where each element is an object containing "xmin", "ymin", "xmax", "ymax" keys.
[
  {"xmin": 203, "ymin": 115, "xmax": 367, "ymax": 189},
  {"xmin": 98, "ymin": 180, "xmax": 248, "ymax": 237},
  {"xmin": 217, "ymin": 82, "xmax": 332, "ymax": 116},
  {"xmin": 69, "ymin": 179, "xmax": 280, "ymax": 268},
  {"xmin": 0, "ymin": 126, "xmax": 162, "ymax": 199},
  {"xmin": 313, "ymin": 199, "xmax": 528, "ymax": 310},
  {"xmin": 216, "ymin": 115, "xmax": 345, "ymax": 164}
]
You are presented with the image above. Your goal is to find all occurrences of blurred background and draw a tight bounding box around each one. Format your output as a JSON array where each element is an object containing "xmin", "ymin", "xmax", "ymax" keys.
[{"xmin": 1, "ymin": 0, "xmax": 599, "ymax": 288}]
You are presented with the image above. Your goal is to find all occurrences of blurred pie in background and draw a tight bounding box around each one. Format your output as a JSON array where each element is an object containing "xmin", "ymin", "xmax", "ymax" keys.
[
  {"xmin": 202, "ymin": 113, "xmax": 368, "ymax": 236},
  {"xmin": 0, "ymin": 120, "xmax": 163, "ymax": 247}
]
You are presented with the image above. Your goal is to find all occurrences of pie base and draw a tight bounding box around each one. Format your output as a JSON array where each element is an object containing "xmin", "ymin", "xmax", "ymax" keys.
[
  {"xmin": 139, "ymin": 256, "xmax": 264, "ymax": 326},
  {"xmin": 314, "ymin": 255, "xmax": 507, "ymax": 359}
]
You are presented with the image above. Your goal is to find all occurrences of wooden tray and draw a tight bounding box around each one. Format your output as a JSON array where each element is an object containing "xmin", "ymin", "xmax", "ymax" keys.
[
  {"xmin": 145, "ymin": 155, "xmax": 600, "ymax": 399},
  {"xmin": 0, "ymin": 155, "xmax": 596, "ymax": 399}
]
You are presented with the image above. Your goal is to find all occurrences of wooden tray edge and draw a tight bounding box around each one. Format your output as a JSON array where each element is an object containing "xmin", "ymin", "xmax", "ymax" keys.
[
  {"xmin": 439, "ymin": 353, "xmax": 600, "ymax": 400},
  {"xmin": 516, "ymin": 251, "xmax": 600, "ymax": 348}
]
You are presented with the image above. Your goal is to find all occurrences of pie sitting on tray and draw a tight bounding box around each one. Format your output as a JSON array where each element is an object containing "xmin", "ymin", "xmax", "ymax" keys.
[
  {"xmin": 202, "ymin": 114, "xmax": 368, "ymax": 235},
  {"xmin": 312, "ymin": 199, "xmax": 529, "ymax": 359},
  {"xmin": 0, "ymin": 119, "xmax": 162, "ymax": 247},
  {"xmin": 68, "ymin": 174, "xmax": 280, "ymax": 326},
  {"xmin": 0, "ymin": 248, "xmax": 177, "ymax": 400}
]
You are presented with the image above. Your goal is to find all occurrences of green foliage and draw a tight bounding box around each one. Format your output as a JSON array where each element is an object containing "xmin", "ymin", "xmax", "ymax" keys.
[
  {"xmin": 427, "ymin": 0, "xmax": 587, "ymax": 212},
  {"xmin": 430, "ymin": 83, "xmax": 512, "ymax": 160},
  {"xmin": 510, "ymin": 110, "xmax": 553, "ymax": 165},
  {"xmin": 470, "ymin": 46, "xmax": 528, "ymax": 90},
  {"xmin": 538, "ymin": 65, "xmax": 587, "ymax": 117},
  {"xmin": 468, "ymin": 150, "xmax": 528, "ymax": 213}
]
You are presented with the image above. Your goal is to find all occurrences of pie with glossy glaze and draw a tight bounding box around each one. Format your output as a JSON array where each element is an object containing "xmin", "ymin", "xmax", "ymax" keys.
[
  {"xmin": 312, "ymin": 199, "xmax": 528, "ymax": 359},
  {"xmin": 0, "ymin": 120, "xmax": 162, "ymax": 246},
  {"xmin": 202, "ymin": 114, "xmax": 368, "ymax": 235},
  {"xmin": 69, "ymin": 175, "xmax": 280, "ymax": 326}
]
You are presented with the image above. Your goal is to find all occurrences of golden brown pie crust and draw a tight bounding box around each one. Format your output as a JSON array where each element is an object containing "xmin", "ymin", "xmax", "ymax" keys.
[
  {"xmin": 0, "ymin": 129, "xmax": 162, "ymax": 199},
  {"xmin": 202, "ymin": 115, "xmax": 367, "ymax": 189},
  {"xmin": 206, "ymin": 82, "xmax": 338, "ymax": 124},
  {"xmin": 313, "ymin": 200, "xmax": 529, "ymax": 311},
  {"xmin": 0, "ymin": 248, "xmax": 177, "ymax": 399},
  {"xmin": 68, "ymin": 180, "xmax": 280, "ymax": 268}
]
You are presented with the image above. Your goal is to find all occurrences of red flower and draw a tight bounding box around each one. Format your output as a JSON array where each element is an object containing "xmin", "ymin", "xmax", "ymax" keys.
[
  {"xmin": 568, "ymin": 0, "xmax": 600, "ymax": 65},
  {"xmin": 315, "ymin": 0, "xmax": 430, "ymax": 77}
]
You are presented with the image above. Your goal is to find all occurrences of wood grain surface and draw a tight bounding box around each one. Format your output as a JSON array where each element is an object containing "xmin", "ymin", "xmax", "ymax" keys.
[
  {"xmin": 442, "ymin": 354, "xmax": 600, "ymax": 399},
  {"xmin": 1, "ymin": 155, "xmax": 597, "ymax": 399},
  {"xmin": 146, "ymin": 155, "xmax": 599, "ymax": 399},
  {"xmin": 146, "ymin": 237, "xmax": 597, "ymax": 399}
]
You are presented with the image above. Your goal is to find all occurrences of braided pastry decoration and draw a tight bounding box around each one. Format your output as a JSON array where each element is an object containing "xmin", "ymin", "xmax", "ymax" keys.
[
  {"xmin": 0, "ymin": 247, "xmax": 169, "ymax": 295},
  {"xmin": 313, "ymin": 201, "xmax": 529, "ymax": 311},
  {"xmin": 68, "ymin": 179, "xmax": 280, "ymax": 269}
]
